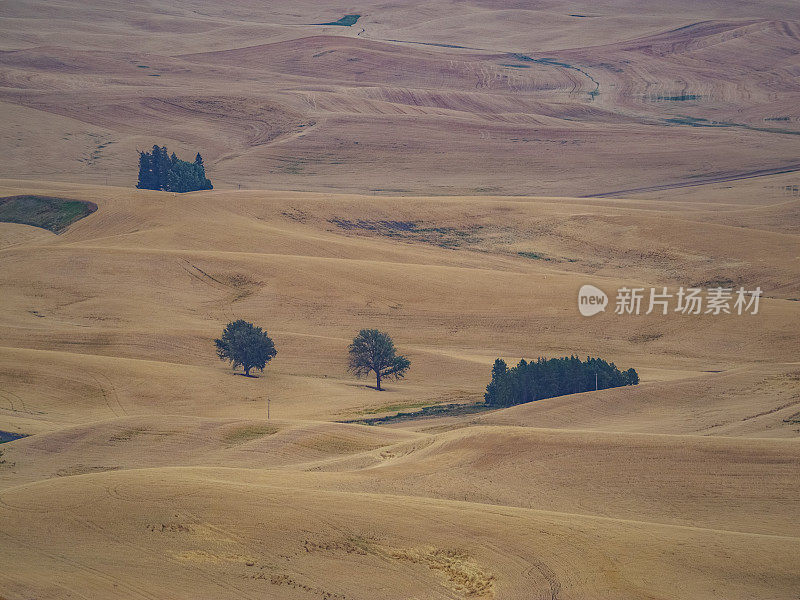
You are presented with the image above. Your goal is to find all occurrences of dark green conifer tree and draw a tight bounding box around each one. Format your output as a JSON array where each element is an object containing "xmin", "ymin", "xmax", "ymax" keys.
[
  {"xmin": 157, "ymin": 146, "xmax": 171, "ymax": 190},
  {"xmin": 135, "ymin": 146, "xmax": 213, "ymax": 192},
  {"xmin": 484, "ymin": 355, "xmax": 638, "ymax": 406},
  {"xmin": 136, "ymin": 150, "xmax": 156, "ymax": 190}
]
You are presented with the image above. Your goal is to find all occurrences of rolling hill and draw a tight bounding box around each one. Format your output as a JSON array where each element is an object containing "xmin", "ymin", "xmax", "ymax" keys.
[{"xmin": 0, "ymin": 1, "xmax": 798, "ymax": 598}]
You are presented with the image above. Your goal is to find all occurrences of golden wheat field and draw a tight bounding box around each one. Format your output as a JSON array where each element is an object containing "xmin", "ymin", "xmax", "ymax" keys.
[{"xmin": 1, "ymin": 1, "xmax": 799, "ymax": 599}]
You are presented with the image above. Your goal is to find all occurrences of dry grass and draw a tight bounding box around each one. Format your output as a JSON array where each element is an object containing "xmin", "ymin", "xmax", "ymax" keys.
[
  {"xmin": 0, "ymin": 2, "xmax": 798, "ymax": 598},
  {"xmin": 1, "ymin": 3, "xmax": 799, "ymax": 198},
  {"xmin": 382, "ymin": 546, "xmax": 496, "ymax": 597},
  {"xmin": 0, "ymin": 181, "xmax": 793, "ymax": 598}
]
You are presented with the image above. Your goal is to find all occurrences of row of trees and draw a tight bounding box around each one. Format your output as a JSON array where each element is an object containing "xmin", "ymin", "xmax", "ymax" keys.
[
  {"xmin": 215, "ymin": 322, "xmax": 410, "ymax": 390},
  {"xmin": 136, "ymin": 145, "xmax": 213, "ymax": 192},
  {"xmin": 214, "ymin": 322, "xmax": 639, "ymax": 402},
  {"xmin": 484, "ymin": 355, "xmax": 638, "ymax": 407}
]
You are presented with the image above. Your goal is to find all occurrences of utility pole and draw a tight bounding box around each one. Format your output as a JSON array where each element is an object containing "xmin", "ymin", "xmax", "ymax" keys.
[{"xmin": 267, "ymin": 398, "xmax": 270, "ymax": 420}]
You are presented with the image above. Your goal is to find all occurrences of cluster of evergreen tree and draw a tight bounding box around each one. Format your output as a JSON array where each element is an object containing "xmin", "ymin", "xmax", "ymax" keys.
[
  {"xmin": 136, "ymin": 145, "xmax": 212, "ymax": 193},
  {"xmin": 484, "ymin": 355, "xmax": 639, "ymax": 407}
]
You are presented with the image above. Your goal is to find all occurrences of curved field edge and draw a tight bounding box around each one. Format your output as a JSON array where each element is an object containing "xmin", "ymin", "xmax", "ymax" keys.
[{"xmin": 0, "ymin": 195, "xmax": 97, "ymax": 233}]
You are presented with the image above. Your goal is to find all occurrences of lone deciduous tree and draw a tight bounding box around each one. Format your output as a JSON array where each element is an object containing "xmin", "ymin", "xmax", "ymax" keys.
[
  {"xmin": 214, "ymin": 320, "xmax": 277, "ymax": 377},
  {"xmin": 347, "ymin": 329, "xmax": 410, "ymax": 391}
]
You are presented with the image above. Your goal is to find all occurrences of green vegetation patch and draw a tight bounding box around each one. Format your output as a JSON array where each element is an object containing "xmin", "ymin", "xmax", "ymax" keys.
[
  {"xmin": 222, "ymin": 424, "xmax": 279, "ymax": 446},
  {"xmin": 783, "ymin": 415, "xmax": 800, "ymax": 424},
  {"xmin": 328, "ymin": 218, "xmax": 483, "ymax": 249},
  {"xmin": 0, "ymin": 430, "xmax": 29, "ymax": 444},
  {"xmin": 692, "ymin": 277, "xmax": 738, "ymax": 288},
  {"xmin": 517, "ymin": 251, "xmax": 549, "ymax": 260},
  {"xmin": 108, "ymin": 426, "xmax": 150, "ymax": 443},
  {"xmin": 0, "ymin": 195, "xmax": 97, "ymax": 233},
  {"xmin": 357, "ymin": 400, "xmax": 437, "ymax": 415},
  {"xmin": 318, "ymin": 14, "xmax": 361, "ymax": 26},
  {"xmin": 665, "ymin": 117, "xmax": 732, "ymax": 128},
  {"xmin": 654, "ymin": 94, "xmax": 701, "ymax": 101},
  {"xmin": 342, "ymin": 403, "xmax": 492, "ymax": 426}
]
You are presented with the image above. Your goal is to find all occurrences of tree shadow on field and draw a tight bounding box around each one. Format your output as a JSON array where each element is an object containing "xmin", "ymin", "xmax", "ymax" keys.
[
  {"xmin": 342, "ymin": 382, "xmax": 389, "ymax": 391},
  {"xmin": 364, "ymin": 384, "xmax": 391, "ymax": 391}
]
